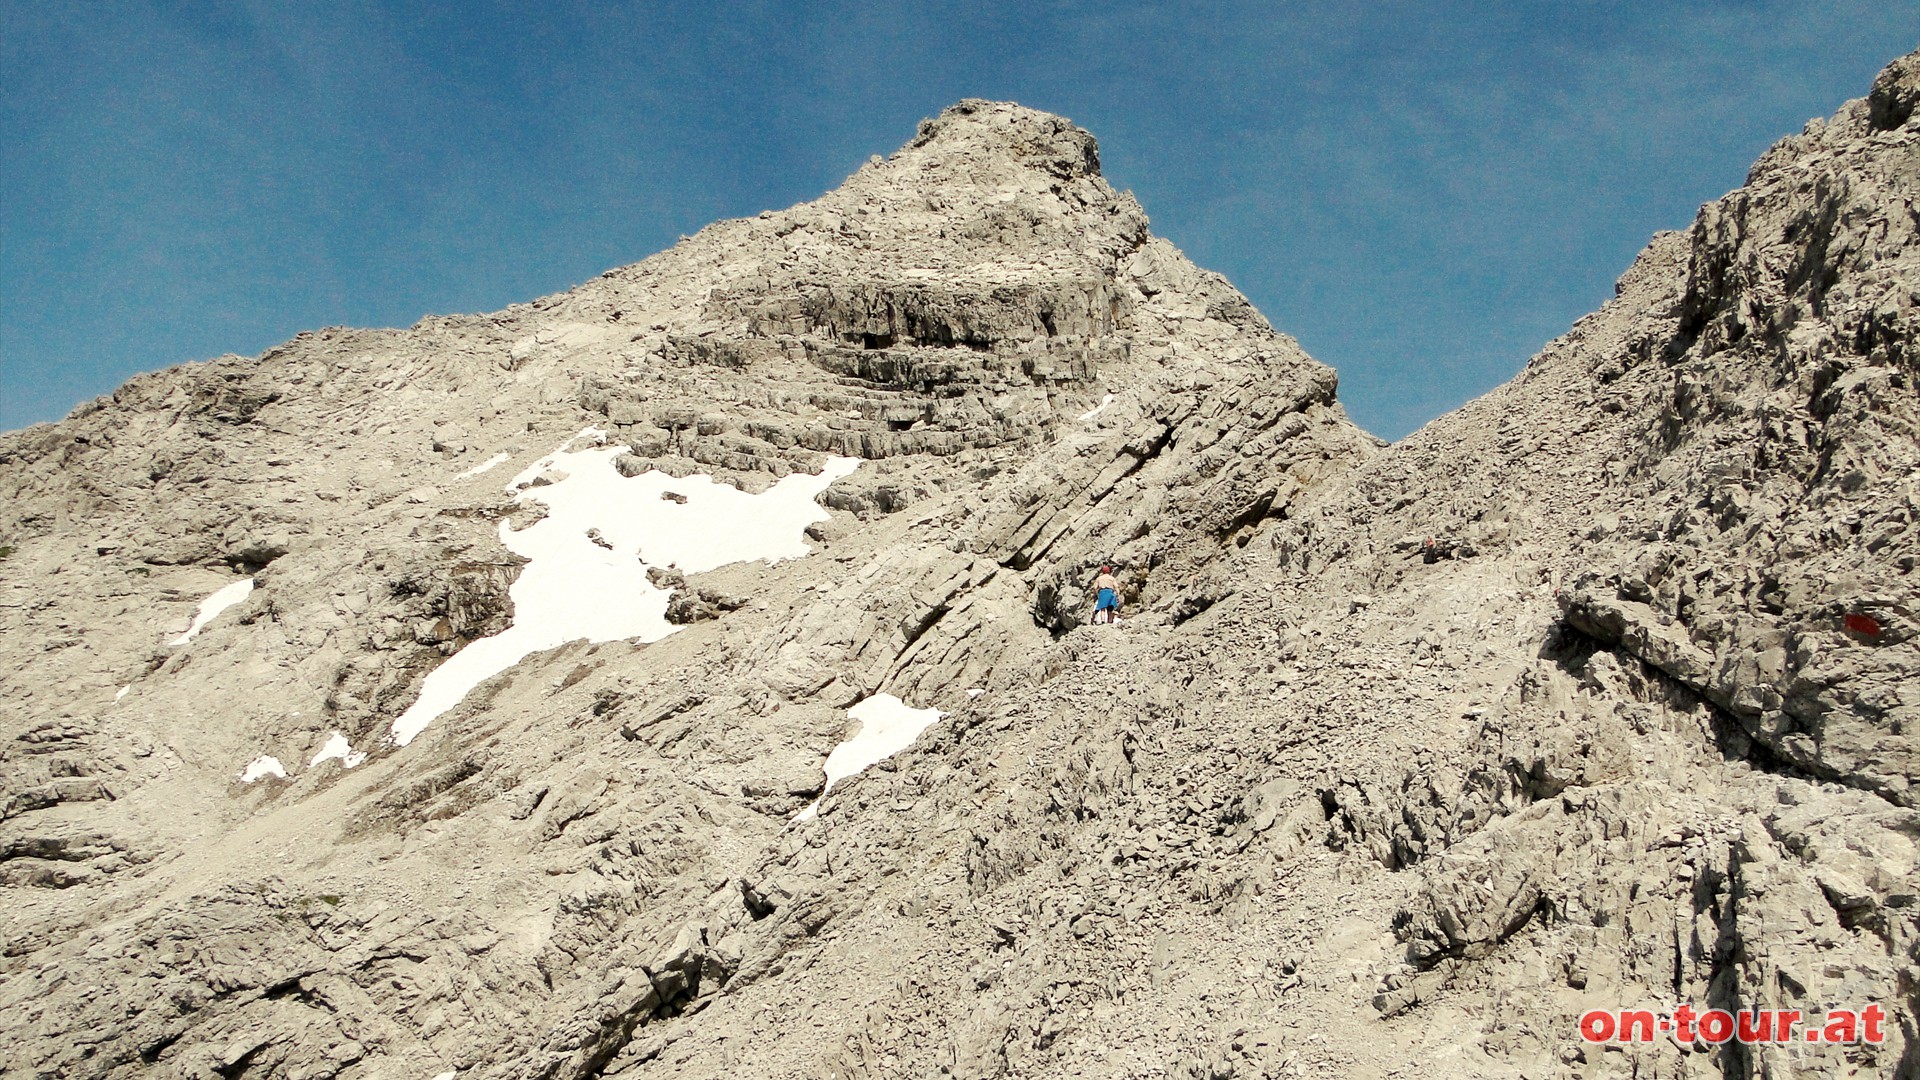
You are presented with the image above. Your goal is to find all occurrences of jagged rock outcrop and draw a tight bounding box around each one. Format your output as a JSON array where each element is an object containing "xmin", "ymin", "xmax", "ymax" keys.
[{"xmin": 1, "ymin": 56, "xmax": 1916, "ymax": 1080}]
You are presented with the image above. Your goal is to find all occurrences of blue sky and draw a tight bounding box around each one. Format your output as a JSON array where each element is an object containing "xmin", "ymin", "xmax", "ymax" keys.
[{"xmin": 2, "ymin": 3, "xmax": 1914, "ymax": 439}]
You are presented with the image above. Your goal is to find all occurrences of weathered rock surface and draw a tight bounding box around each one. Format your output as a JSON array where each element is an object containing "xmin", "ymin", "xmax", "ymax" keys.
[{"xmin": 0, "ymin": 55, "xmax": 1915, "ymax": 1080}]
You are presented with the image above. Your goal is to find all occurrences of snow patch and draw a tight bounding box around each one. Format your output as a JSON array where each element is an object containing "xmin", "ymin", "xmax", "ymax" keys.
[
  {"xmin": 310, "ymin": 731, "xmax": 367, "ymax": 769},
  {"xmin": 172, "ymin": 578, "xmax": 255, "ymax": 645},
  {"xmin": 389, "ymin": 428, "xmax": 859, "ymax": 746},
  {"xmin": 501, "ymin": 426, "xmax": 607, "ymax": 490},
  {"xmin": 966, "ymin": 687, "xmax": 986, "ymax": 698},
  {"xmin": 795, "ymin": 693, "xmax": 945, "ymax": 821},
  {"xmin": 457, "ymin": 451, "xmax": 510, "ymax": 478},
  {"xmin": 239, "ymin": 756, "xmax": 286, "ymax": 783},
  {"xmin": 1078, "ymin": 393, "xmax": 1115, "ymax": 421},
  {"xmin": 114, "ymin": 685, "xmax": 130, "ymax": 701}
]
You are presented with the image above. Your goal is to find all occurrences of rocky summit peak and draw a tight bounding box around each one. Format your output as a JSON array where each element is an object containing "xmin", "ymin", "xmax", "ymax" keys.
[
  {"xmin": 903, "ymin": 98, "xmax": 1103, "ymax": 179},
  {"xmin": 0, "ymin": 48, "xmax": 1916, "ymax": 1080}
]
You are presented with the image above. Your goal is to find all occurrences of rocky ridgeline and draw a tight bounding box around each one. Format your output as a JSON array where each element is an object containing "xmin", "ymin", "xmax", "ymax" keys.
[
  {"xmin": 0, "ymin": 58, "xmax": 1915, "ymax": 1080},
  {"xmin": 1266, "ymin": 51, "xmax": 1920, "ymax": 1077}
]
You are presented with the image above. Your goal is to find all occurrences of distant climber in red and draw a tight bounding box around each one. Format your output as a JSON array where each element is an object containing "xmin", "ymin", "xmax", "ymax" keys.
[{"xmin": 1090, "ymin": 565, "xmax": 1121, "ymax": 625}]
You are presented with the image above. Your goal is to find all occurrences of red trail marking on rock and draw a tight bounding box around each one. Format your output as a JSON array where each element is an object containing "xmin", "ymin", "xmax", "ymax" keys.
[{"xmin": 1843, "ymin": 613, "xmax": 1882, "ymax": 637}]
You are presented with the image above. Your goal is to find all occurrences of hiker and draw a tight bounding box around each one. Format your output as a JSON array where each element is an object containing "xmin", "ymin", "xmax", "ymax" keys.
[{"xmin": 1090, "ymin": 565, "xmax": 1121, "ymax": 625}]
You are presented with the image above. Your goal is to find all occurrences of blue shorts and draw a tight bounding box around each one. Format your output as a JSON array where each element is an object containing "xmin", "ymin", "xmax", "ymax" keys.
[{"xmin": 1096, "ymin": 588, "xmax": 1118, "ymax": 610}]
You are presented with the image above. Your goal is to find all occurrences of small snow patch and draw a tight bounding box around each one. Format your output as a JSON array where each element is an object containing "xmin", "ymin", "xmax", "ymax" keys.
[
  {"xmin": 310, "ymin": 731, "xmax": 367, "ymax": 769},
  {"xmin": 172, "ymin": 578, "xmax": 255, "ymax": 645},
  {"xmin": 239, "ymin": 756, "xmax": 286, "ymax": 783},
  {"xmin": 1078, "ymin": 393, "xmax": 1115, "ymax": 422},
  {"xmin": 795, "ymin": 693, "xmax": 944, "ymax": 821},
  {"xmin": 457, "ymin": 452, "xmax": 510, "ymax": 478},
  {"xmin": 115, "ymin": 685, "xmax": 130, "ymax": 701},
  {"xmin": 966, "ymin": 688, "xmax": 986, "ymax": 698}
]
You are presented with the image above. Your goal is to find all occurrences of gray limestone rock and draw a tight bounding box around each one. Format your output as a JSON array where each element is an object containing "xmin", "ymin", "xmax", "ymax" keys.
[{"xmin": 3, "ymin": 55, "xmax": 1919, "ymax": 1080}]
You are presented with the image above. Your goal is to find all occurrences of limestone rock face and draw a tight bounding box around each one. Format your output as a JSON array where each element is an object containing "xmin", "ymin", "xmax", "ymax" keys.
[{"xmin": 1, "ymin": 57, "xmax": 1916, "ymax": 1080}]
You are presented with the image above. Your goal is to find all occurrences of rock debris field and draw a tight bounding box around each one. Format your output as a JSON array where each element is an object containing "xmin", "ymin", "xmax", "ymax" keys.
[{"xmin": 1, "ymin": 49, "xmax": 1918, "ymax": 1080}]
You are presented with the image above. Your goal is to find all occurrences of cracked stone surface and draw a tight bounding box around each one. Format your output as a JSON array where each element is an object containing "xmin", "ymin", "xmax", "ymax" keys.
[{"xmin": 0, "ymin": 61, "xmax": 1916, "ymax": 1080}]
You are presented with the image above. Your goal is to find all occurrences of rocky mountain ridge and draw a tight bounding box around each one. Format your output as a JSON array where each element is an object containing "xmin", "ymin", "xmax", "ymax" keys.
[{"xmin": 0, "ymin": 52, "xmax": 1915, "ymax": 1080}]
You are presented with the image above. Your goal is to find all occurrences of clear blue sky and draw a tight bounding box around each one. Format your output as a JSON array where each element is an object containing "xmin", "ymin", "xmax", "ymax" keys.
[{"xmin": 3, "ymin": 3, "xmax": 1914, "ymax": 439}]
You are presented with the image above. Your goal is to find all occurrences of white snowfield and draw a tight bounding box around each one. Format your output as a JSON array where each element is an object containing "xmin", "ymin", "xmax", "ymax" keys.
[
  {"xmin": 310, "ymin": 731, "xmax": 367, "ymax": 769},
  {"xmin": 171, "ymin": 577, "xmax": 255, "ymax": 645},
  {"xmin": 239, "ymin": 756, "xmax": 286, "ymax": 783},
  {"xmin": 1078, "ymin": 393, "xmax": 1115, "ymax": 421},
  {"xmin": 388, "ymin": 429, "xmax": 860, "ymax": 746},
  {"xmin": 795, "ymin": 693, "xmax": 946, "ymax": 821},
  {"xmin": 456, "ymin": 451, "xmax": 510, "ymax": 478}
]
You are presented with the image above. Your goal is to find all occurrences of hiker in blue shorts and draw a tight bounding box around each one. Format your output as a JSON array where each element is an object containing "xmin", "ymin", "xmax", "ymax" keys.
[{"xmin": 1090, "ymin": 565, "xmax": 1121, "ymax": 625}]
